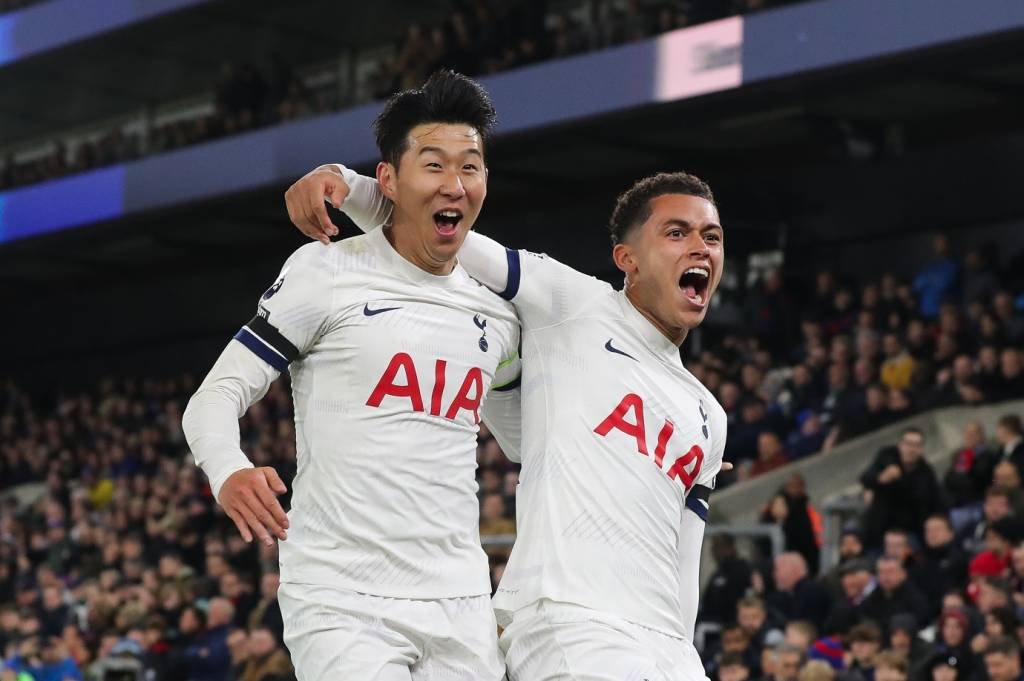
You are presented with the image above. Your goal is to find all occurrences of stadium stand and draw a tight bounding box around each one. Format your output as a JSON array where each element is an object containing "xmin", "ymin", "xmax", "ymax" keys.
[
  {"xmin": 0, "ymin": 0, "xmax": 806, "ymax": 192},
  {"xmin": 3, "ymin": 248, "xmax": 1023, "ymax": 678}
]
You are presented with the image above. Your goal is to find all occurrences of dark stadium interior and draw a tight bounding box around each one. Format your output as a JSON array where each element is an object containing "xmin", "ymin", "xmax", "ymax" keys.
[
  {"xmin": 3, "ymin": 1, "xmax": 1024, "ymax": 680},
  {"xmin": 3, "ymin": 22, "xmax": 1024, "ymax": 386}
]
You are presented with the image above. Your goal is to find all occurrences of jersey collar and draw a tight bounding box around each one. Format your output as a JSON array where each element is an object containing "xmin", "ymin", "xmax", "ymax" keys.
[
  {"xmin": 616, "ymin": 290, "xmax": 684, "ymax": 367},
  {"xmin": 371, "ymin": 227, "xmax": 466, "ymax": 289}
]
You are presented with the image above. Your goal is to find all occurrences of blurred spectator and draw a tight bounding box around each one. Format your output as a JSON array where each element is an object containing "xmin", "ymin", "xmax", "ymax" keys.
[
  {"xmin": 887, "ymin": 613, "xmax": 933, "ymax": 672},
  {"xmin": 701, "ymin": 534, "xmax": 753, "ymax": 626},
  {"xmin": 860, "ymin": 427, "xmax": 944, "ymax": 548},
  {"xmin": 772, "ymin": 644, "xmax": 806, "ymax": 681},
  {"xmin": 859, "ymin": 557, "xmax": 929, "ymax": 635},
  {"xmin": 180, "ymin": 597, "xmax": 233, "ymax": 681},
  {"xmin": 944, "ymin": 421, "xmax": 994, "ymax": 511},
  {"xmin": 880, "ymin": 333, "xmax": 916, "ymax": 393},
  {"xmin": 738, "ymin": 596, "xmax": 779, "ymax": 653},
  {"xmin": 959, "ymin": 486, "xmax": 1014, "ymax": 556},
  {"xmin": 766, "ymin": 553, "xmax": 830, "ymax": 632},
  {"xmin": 932, "ymin": 608, "xmax": 977, "ymax": 681},
  {"xmin": 4, "ymin": 635, "xmax": 83, "ymax": 681},
  {"xmin": 783, "ymin": 620, "xmax": 816, "ymax": 652},
  {"xmin": 760, "ymin": 476, "xmax": 821, "ymax": 572},
  {"xmin": 912, "ymin": 515, "xmax": 968, "ymax": 609},
  {"xmin": 873, "ymin": 651, "xmax": 908, "ymax": 681},
  {"xmin": 720, "ymin": 651, "xmax": 753, "ymax": 681},
  {"xmin": 822, "ymin": 559, "xmax": 874, "ymax": 635},
  {"xmin": 247, "ymin": 572, "xmax": 284, "ymax": 645},
  {"xmin": 981, "ymin": 636, "xmax": 1021, "ymax": 681},
  {"xmin": 846, "ymin": 622, "xmax": 883, "ymax": 681},
  {"xmin": 798, "ymin": 659, "xmax": 835, "ymax": 681},
  {"xmin": 237, "ymin": 626, "xmax": 292, "ymax": 681},
  {"xmin": 913, "ymin": 235, "xmax": 959, "ymax": 320},
  {"xmin": 749, "ymin": 432, "xmax": 790, "ymax": 479}
]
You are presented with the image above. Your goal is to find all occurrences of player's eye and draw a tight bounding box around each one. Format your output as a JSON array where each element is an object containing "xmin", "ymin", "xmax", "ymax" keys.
[
  {"xmin": 426, "ymin": 162, "xmax": 442, "ymax": 169},
  {"xmin": 706, "ymin": 233, "xmax": 722, "ymax": 243},
  {"xmin": 463, "ymin": 164, "xmax": 479, "ymax": 172},
  {"xmin": 668, "ymin": 229, "xmax": 683, "ymax": 238}
]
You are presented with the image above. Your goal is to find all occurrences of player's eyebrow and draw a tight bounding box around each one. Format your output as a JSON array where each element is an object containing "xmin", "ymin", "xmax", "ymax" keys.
[{"xmin": 417, "ymin": 146, "xmax": 483, "ymax": 159}]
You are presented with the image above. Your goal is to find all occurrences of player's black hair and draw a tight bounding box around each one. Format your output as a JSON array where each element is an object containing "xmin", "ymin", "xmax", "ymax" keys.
[
  {"xmin": 608, "ymin": 172, "xmax": 716, "ymax": 245},
  {"xmin": 373, "ymin": 69, "xmax": 497, "ymax": 170}
]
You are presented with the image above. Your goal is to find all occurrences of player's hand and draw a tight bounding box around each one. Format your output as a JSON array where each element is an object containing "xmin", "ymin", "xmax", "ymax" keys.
[
  {"xmin": 285, "ymin": 165, "xmax": 351, "ymax": 245},
  {"xmin": 219, "ymin": 467, "xmax": 290, "ymax": 547}
]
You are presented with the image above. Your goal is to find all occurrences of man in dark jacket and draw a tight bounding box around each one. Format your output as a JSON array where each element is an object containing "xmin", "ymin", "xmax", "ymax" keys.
[
  {"xmin": 766, "ymin": 552, "xmax": 831, "ymax": 632},
  {"xmin": 910, "ymin": 514, "xmax": 968, "ymax": 621},
  {"xmin": 700, "ymin": 534, "xmax": 752, "ymax": 625},
  {"xmin": 860, "ymin": 556, "xmax": 930, "ymax": 635},
  {"xmin": 860, "ymin": 427, "xmax": 945, "ymax": 548}
]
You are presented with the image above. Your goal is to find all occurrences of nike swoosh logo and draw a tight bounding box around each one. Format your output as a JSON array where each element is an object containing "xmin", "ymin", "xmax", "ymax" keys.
[
  {"xmin": 604, "ymin": 339, "xmax": 637, "ymax": 361},
  {"xmin": 363, "ymin": 303, "xmax": 401, "ymax": 316}
]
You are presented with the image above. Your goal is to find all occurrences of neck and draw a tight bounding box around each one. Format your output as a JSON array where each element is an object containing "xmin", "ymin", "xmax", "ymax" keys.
[
  {"xmin": 624, "ymin": 285, "xmax": 687, "ymax": 346},
  {"xmin": 385, "ymin": 221, "xmax": 455, "ymax": 276}
]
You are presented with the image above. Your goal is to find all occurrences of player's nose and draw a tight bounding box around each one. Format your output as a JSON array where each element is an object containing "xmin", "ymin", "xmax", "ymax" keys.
[
  {"xmin": 687, "ymin": 232, "xmax": 710, "ymax": 257},
  {"xmin": 439, "ymin": 171, "xmax": 466, "ymax": 199}
]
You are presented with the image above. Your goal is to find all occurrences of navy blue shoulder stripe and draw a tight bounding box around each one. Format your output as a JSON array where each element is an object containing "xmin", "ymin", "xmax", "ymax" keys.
[
  {"xmin": 247, "ymin": 315, "xmax": 299, "ymax": 363},
  {"xmin": 498, "ymin": 249, "xmax": 521, "ymax": 301},
  {"xmin": 685, "ymin": 483, "xmax": 712, "ymax": 522},
  {"xmin": 234, "ymin": 328, "xmax": 289, "ymax": 373}
]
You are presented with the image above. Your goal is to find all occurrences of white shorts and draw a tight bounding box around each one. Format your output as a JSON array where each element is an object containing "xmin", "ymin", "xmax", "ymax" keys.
[
  {"xmin": 500, "ymin": 600, "xmax": 708, "ymax": 681},
  {"xmin": 279, "ymin": 582, "xmax": 505, "ymax": 681}
]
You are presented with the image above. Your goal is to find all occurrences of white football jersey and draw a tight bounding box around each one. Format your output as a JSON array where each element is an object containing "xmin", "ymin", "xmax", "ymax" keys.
[
  {"xmin": 334, "ymin": 168, "xmax": 725, "ymax": 639},
  {"xmin": 489, "ymin": 249, "xmax": 725, "ymax": 638},
  {"xmin": 185, "ymin": 227, "xmax": 520, "ymax": 600}
]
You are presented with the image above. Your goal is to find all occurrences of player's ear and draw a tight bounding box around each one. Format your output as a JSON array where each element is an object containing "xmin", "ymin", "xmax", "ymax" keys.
[
  {"xmin": 377, "ymin": 161, "xmax": 398, "ymax": 201},
  {"xmin": 612, "ymin": 242, "xmax": 637, "ymax": 275}
]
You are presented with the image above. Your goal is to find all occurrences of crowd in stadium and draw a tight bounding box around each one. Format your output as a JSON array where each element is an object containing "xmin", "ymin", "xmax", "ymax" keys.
[
  {"xmin": 0, "ymin": 0, "xmax": 803, "ymax": 193},
  {"xmin": 1, "ymin": 230, "xmax": 1023, "ymax": 679}
]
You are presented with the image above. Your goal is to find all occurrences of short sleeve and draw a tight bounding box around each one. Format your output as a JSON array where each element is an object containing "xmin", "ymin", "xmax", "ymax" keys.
[{"xmin": 234, "ymin": 243, "xmax": 334, "ymax": 372}]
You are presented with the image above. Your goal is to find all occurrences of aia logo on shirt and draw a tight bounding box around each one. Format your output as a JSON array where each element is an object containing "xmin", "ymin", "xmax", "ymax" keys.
[
  {"xmin": 366, "ymin": 353, "xmax": 484, "ymax": 423},
  {"xmin": 593, "ymin": 393, "xmax": 704, "ymax": 491}
]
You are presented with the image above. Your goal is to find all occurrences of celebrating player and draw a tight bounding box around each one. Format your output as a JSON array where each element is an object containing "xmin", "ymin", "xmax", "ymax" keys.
[
  {"xmin": 183, "ymin": 71, "xmax": 523, "ymax": 681},
  {"xmin": 286, "ymin": 140, "xmax": 728, "ymax": 678}
]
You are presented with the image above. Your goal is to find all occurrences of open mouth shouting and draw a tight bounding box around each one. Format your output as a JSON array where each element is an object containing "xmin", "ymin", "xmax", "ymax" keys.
[
  {"xmin": 678, "ymin": 265, "xmax": 710, "ymax": 308},
  {"xmin": 433, "ymin": 209, "xmax": 464, "ymax": 237}
]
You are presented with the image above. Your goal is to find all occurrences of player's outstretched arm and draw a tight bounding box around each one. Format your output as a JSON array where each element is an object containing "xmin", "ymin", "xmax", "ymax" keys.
[
  {"xmin": 184, "ymin": 243, "xmax": 333, "ymax": 547},
  {"xmin": 183, "ymin": 344, "xmax": 290, "ymax": 547}
]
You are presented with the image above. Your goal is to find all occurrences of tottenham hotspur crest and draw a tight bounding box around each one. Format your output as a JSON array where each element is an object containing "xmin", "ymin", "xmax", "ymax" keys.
[
  {"xmin": 474, "ymin": 314, "xmax": 488, "ymax": 352},
  {"xmin": 262, "ymin": 265, "xmax": 290, "ymax": 300}
]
